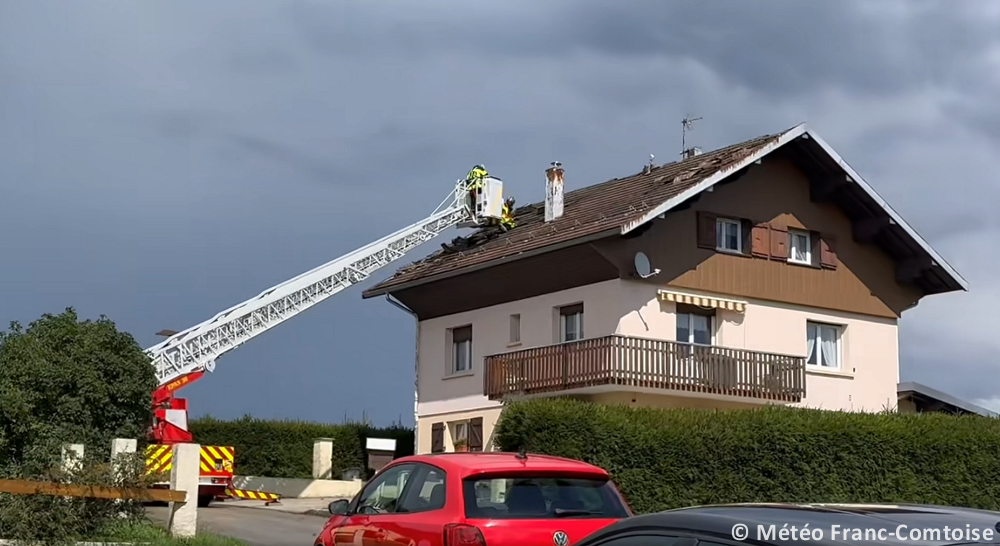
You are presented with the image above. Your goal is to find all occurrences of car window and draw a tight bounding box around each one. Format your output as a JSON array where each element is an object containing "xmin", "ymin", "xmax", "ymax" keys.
[
  {"xmin": 462, "ymin": 474, "xmax": 629, "ymax": 519},
  {"xmin": 396, "ymin": 464, "xmax": 447, "ymax": 513},
  {"xmin": 355, "ymin": 463, "xmax": 415, "ymax": 515},
  {"xmin": 592, "ymin": 536, "xmax": 689, "ymax": 546}
]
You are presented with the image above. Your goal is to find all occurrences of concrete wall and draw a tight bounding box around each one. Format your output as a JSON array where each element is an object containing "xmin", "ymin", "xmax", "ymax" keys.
[{"xmin": 232, "ymin": 476, "xmax": 362, "ymax": 499}]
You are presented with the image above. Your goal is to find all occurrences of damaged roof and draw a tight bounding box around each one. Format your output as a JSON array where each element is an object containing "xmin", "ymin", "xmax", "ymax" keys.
[{"xmin": 363, "ymin": 123, "xmax": 967, "ymax": 299}]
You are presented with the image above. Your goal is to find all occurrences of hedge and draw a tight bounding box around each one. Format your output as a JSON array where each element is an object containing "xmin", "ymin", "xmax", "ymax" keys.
[
  {"xmin": 492, "ymin": 398, "xmax": 1000, "ymax": 514},
  {"xmin": 189, "ymin": 415, "xmax": 414, "ymax": 479}
]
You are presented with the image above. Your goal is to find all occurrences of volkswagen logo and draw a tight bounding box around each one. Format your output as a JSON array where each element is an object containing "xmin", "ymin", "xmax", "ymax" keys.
[{"xmin": 553, "ymin": 531, "xmax": 569, "ymax": 546}]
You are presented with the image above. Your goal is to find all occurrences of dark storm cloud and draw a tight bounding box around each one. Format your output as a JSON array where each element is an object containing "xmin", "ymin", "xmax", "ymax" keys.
[
  {"xmin": 287, "ymin": 0, "xmax": 997, "ymax": 99},
  {"xmin": 2, "ymin": 0, "xmax": 999, "ymax": 422}
]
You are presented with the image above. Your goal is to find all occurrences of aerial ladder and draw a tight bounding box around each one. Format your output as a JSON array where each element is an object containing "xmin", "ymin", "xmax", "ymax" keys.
[{"xmin": 143, "ymin": 173, "xmax": 506, "ymax": 507}]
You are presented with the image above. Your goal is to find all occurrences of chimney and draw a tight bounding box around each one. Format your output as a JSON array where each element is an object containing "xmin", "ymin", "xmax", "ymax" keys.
[
  {"xmin": 683, "ymin": 147, "xmax": 702, "ymax": 159},
  {"xmin": 544, "ymin": 161, "xmax": 564, "ymax": 222}
]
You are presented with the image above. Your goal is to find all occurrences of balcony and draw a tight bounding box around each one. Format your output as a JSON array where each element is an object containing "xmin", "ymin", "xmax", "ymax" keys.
[{"xmin": 483, "ymin": 335, "xmax": 806, "ymax": 403}]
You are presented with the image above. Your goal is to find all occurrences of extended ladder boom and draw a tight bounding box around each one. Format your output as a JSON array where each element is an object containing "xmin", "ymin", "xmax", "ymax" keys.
[{"xmin": 148, "ymin": 181, "xmax": 475, "ymax": 386}]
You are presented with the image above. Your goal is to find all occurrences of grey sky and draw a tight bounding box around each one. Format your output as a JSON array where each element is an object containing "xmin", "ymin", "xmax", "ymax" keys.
[{"xmin": 2, "ymin": 1, "xmax": 999, "ymax": 424}]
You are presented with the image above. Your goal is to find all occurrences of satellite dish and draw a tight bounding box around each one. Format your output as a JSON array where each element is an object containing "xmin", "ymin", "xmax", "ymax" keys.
[{"xmin": 633, "ymin": 252, "xmax": 660, "ymax": 279}]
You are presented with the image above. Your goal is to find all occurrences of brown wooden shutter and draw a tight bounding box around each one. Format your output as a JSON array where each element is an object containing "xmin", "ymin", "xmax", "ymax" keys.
[
  {"xmin": 452, "ymin": 325, "xmax": 472, "ymax": 343},
  {"xmin": 468, "ymin": 417, "xmax": 484, "ymax": 452},
  {"xmin": 740, "ymin": 219, "xmax": 753, "ymax": 255},
  {"xmin": 819, "ymin": 235, "xmax": 838, "ymax": 269},
  {"xmin": 769, "ymin": 223, "xmax": 788, "ymax": 260},
  {"xmin": 431, "ymin": 422, "xmax": 445, "ymax": 453},
  {"xmin": 750, "ymin": 222, "xmax": 770, "ymax": 258},
  {"xmin": 559, "ymin": 303, "xmax": 583, "ymax": 316},
  {"xmin": 696, "ymin": 211, "xmax": 718, "ymax": 249}
]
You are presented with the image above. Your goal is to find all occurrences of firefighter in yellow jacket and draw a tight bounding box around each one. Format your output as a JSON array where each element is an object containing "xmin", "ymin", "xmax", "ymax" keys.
[
  {"xmin": 499, "ymin": 197, "xmax": 516, "ymax": 231},
  {"xmin": 466, "ymin": 164, "xmax": 488, "ymax": 191}
]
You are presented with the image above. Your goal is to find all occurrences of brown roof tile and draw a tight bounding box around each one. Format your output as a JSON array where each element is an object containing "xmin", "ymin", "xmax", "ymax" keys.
[{"xmin": 362, "ymin": 129, "xmax": 787, "ymax": 297}]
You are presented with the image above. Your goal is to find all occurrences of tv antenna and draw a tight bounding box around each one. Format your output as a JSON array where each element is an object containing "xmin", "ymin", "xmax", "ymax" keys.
[{"xmin": 681, "ymin": 115, "xmax": 702, "ymax": 157}]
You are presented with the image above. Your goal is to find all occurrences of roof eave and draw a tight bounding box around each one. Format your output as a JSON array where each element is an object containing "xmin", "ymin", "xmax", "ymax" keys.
[
  {"xmin": 362, "ymin": 227, "xmax": 622, "ymax": 299},
  {"xmin": 620, "ymin": 123, "xmax": 969, "ymax": 294}
]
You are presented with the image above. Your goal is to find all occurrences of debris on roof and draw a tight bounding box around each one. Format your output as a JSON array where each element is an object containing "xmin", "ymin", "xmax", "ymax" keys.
[{"xmin": 364, "ymin": 130, "xmax": 784, "ymax": 296}]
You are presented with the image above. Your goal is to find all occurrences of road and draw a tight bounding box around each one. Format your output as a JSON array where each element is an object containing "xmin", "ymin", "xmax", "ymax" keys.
[{"xmin": 146, "ymin": 504, "xmax": 328, "ymax": 546}]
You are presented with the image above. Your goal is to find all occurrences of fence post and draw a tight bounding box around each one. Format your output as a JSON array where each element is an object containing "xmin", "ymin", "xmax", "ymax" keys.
[
  {"xmin": 167, "ymin": 443, "xmax": 200, "ymax": 538},
  {"xmin": 61, "ymin": 443, "xmax": 84, "ymax": 475},
  {"xmin": 313, "ymin": 438, "xmax": 333, "ymax": 479},
  {"xmin": 110, "ymin": 438, "xmax": 137, "ymax": 516}
]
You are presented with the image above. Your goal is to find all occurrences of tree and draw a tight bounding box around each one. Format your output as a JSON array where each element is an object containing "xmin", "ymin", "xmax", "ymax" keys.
[{"xmin": 0, "ymin": 308, "xmax": 156, "ymax": 475}]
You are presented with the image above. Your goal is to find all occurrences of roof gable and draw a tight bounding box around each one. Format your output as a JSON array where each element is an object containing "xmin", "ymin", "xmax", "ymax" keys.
[{"xmin": 363, "ymin": 123, "xmax": 967, "ymax": 298}]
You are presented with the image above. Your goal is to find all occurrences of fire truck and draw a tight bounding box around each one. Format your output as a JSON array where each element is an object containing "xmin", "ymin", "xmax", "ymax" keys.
[{"xmin": 142, "ymin": 173, "xmax": 508, "ymax": 507}]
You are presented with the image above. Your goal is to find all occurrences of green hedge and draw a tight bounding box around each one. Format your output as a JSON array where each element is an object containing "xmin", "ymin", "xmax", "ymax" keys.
[
  {"xmin": 189, "ymin": 416, "xmax": 414, "ymax": 479},
  {"xmin": 493, "ymin": 398, "xmax": 1000, "ymax": 514}
]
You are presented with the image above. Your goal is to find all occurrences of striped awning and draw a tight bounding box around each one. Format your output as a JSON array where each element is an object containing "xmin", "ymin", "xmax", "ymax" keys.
[{"xmin": 658, "ymin": 289, "xmax": 747, "ymax": 313}]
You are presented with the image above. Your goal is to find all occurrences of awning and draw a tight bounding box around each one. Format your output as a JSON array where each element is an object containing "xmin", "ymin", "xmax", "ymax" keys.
[{"xmin": 658, "ymin": 289, "xmax": 747, "ymax": 313}]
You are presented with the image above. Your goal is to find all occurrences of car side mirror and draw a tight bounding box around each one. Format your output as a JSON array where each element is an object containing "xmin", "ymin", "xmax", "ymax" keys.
[{"xmin": 328, "ymin": 499, "xmax": 350, "ymax": 516}]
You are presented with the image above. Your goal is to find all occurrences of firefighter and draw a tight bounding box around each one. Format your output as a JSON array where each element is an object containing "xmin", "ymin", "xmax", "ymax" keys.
[
  {"xmin": 465, "ymin": 164, "xmax": 488, "ymax": 214},
  {"xmin": 466, "ymin": 164, "xmax": 488, "ymax": 189},
  {"xmin": 499, "ymin": 197, "xmax": 516, "ymax": 231}
]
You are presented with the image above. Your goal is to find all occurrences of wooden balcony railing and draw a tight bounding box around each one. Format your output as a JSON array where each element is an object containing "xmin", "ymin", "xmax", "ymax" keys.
[{"xmin": 483, "ymin": 335, "xmax": 806, "ymax": 403}]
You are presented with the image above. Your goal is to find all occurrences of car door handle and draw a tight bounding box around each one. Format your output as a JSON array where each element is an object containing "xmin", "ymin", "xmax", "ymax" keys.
[{"xmin": 374, "ymin": 529, "xmax": 387, "ymax": 541}]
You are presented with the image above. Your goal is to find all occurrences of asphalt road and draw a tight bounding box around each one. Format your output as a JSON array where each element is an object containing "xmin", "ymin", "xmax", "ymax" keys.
[{"xmin": 146, "ymin": 504, "xmax": 328, "ymax": 546}]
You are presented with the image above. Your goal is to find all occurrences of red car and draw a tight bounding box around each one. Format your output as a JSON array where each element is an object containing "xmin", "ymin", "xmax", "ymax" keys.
[{"xmin": 315, "ymin": 451, "xmax": 633, "ymax": 546}]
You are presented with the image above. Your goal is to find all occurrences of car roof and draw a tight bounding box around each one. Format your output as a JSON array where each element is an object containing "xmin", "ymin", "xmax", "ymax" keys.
[
  {"xmin": 587, "ymin": 504, "xmax": 1000, "ymax": 545},
  {"xmin": 389, "ymin": 452, "xmax": 611, "ymax": 478}
]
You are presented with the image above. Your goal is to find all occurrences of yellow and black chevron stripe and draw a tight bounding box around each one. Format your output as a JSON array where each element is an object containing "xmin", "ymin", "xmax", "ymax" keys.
[
  {"xmin": 226, "ymin": 488, "xmax": 281, "ymax": 502},
  {"xmin": 199, "ymin": 445, "xmax": 235, "ymax": 475},
  {"xmin": 145, "ymin": 445, "xmax": 235, "ymax": 476}
]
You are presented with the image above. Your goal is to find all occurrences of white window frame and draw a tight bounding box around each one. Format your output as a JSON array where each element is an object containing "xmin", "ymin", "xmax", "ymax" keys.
[
  {"xmin": 559, "ymin": 307, "xmax": 584, "ymax": 342},
  {"xmin": 806, "ymin": 321, "xmax": 842, "ymax": 370},
  {"xmin": 716, "ymin": 217, "xmax": 742, "ymax": 253},
  {"xmin": 788, "ymin": 229, "xmax": 812, "ymax": 265},
  {"xmin": 676, "ymin": 312, "xmax": 717, "ymax": 346},
  {"xmin": 450, "ymin": 326, "xmax": 472, "ymax": 375},
  {"xmin": 509, "ymin": 314, "xmax": 521, "ymax": 344},
  {"xmin": 453, "ymin": 421, "xmax": 468, "ymax": 443}
]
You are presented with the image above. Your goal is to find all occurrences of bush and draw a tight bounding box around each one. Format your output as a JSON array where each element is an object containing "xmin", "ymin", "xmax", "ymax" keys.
[
  {"xmin": 0, "ymin": 308, "xmax": 157, "ymax": 542},
  {"xmin": 493, "ymin": 398, "xmax": 1000, "ymax": 514},
  {"xmin": 190, "ymin": 416, "xmax": 414, "ymax": 479}
]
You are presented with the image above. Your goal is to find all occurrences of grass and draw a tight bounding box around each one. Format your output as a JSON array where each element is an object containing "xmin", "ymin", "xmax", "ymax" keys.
[{"xmin": 96, "ymin": 521, "xmax": 247, "ymax": 546}]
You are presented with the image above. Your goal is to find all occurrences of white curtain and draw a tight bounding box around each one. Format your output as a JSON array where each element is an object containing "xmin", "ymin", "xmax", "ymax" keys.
[
  {"xmin": 820, "ymin": 327, "xmax": 838, "ymax": 367},
  {"xmin": 806, "ymin": 324, "xmax": 817, "ymax": 365}
]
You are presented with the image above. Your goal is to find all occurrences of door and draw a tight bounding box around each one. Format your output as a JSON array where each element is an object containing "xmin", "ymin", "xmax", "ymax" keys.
[
  {"xmin": 332, "ymin": 463, "xmax": 417, "ymax": 546},
  {"xmin": 376, "ymin": 463, "xmax": 449, "ymax": 546}
]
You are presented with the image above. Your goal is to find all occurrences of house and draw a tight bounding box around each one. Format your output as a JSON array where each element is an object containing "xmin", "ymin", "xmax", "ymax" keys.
[
  {"xmin": 897, "ymin": 382, "xmax": 996, "ymax": 417},
  {"xmin": 362, "ymin": 123, "xmax": 968, "ymax": 454}
]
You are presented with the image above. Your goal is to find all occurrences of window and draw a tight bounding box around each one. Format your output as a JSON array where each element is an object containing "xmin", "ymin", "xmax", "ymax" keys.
[
  {"xmin": 396, "ymin": 464, "xmax": 447, "ymax": 513},
  {"xmin": 716, "ymin": 218, "xmax": 742, "ymax": 252},
  {"xmin": 806, "ymin": 321, "xmax": 841, "ymax": 369},
  {"xmin": 509, "ymin": 314, "xmax": 521, "ymax": 344},
  {"xmin": 452, "ymin": 421, "xmax": 468, "ymax": 446},
  {"xmin": 355, "ymin": 463, "xmax": 416, "ymax": 515},
  {"xmin": 788, "ymin": 229, "xmax": 811, "ymax": 264},
  {"xmin": 593, "ymin": 535, "xmax": 693, "ymax": 546},
  {"xmin": 462, "ymin": 475, "xmax": 630, "ymax": 520},
  {"xmin": 559, "ymin": 304, "xmax": 584, "ymax": 342},
  {"xmin": 451, "ymin": 325, "xmax": 472, "ymax": 374}
]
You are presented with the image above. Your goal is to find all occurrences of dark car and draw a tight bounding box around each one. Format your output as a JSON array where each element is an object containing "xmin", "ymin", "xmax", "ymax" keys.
[{"xmin": 574, "ymin": 503, "xmax": 1000, "ymax": 546}]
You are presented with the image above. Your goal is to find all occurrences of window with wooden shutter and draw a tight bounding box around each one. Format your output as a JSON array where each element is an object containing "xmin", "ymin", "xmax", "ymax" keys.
[
  {"xmin": 431, "ymin": 422, "xmax": 445, "ymax": 453},
  {"xmin": 769, "ymin": 223, "xmax": 788, "ymax": 260},
  {"xmin": 696, "ymin": 211, "xmax": 718, "ymax": 249},
  {"xmin": 751, "ymin": 222, "xmax": 770, "ymax": 258},
  {"xmin": 819, "ymin": 235, "xmax": 838, "ymax": 269},
  {"xmin": 739, "ymin": 219, "xmax": 753, "ymax": 255},
  {"xmin": 468, "ymin": 417, "xmax": 484, "ymax": 452}
]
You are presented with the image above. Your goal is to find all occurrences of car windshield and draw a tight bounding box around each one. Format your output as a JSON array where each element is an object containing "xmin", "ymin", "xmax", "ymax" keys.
[{"xmin": 462, "ymin": 474, "xmax": 629, "ymax": 520}]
